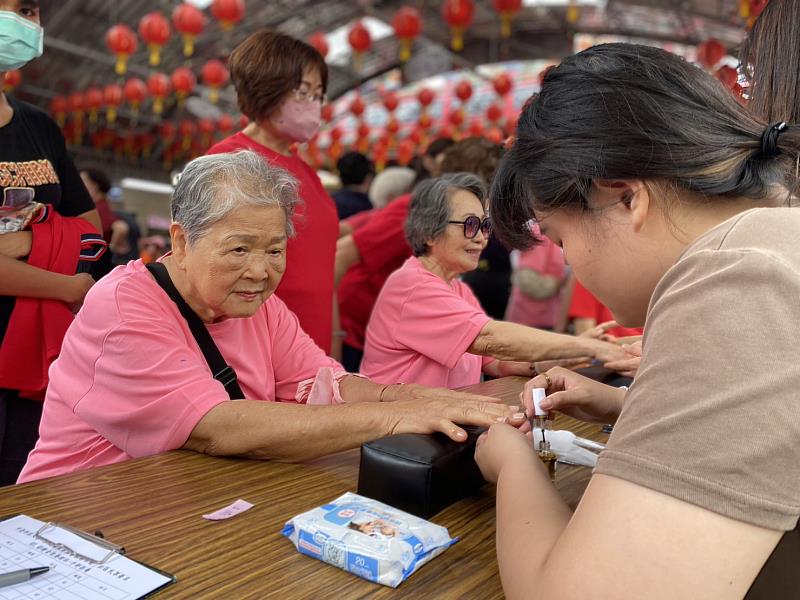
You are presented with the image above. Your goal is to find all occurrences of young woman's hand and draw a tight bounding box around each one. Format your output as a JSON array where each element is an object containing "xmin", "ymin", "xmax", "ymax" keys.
[
  {"xmin": 604, "ymin": 341, "xmax": 643, "ymax": 377},
  {"xmin": 521, "ymin": 367, "xmax": 626, "ymax": 424},
  {"xmin": 475, "ymin": 422, "xmax": 536, "ymax": 484}
]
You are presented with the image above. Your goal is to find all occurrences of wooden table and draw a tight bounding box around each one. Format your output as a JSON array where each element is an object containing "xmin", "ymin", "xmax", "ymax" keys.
[{"xmin": 0, "ymin": 377, "xmax": 607, "ymax": 599}]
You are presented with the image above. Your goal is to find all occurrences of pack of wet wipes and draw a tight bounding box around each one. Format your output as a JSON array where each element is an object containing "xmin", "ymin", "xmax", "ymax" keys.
[{"xmin": 281, "ymin": 492, "xmax": 457, "ymax": 587}]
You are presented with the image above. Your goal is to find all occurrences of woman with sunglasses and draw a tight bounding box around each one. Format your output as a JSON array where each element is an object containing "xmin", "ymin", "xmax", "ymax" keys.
[
  {"xmin": 360, "ymin": 172, "xmax": 624, "ymax": 389},
  {"xmin": 0, "ymin": 0, "xmax": 101, "ymax": 486},
  {"xmin": 207, "ymin": 30, "xmax": 340, "ymax": 359}
]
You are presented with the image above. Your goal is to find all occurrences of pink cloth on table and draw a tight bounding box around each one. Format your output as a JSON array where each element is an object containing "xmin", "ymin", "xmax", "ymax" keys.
[
  {"xmin": 19, "ymin": 259, "xmax": 346, "ymax": 484},
  {"xmin": 360, "ymin": 257, "xmax": 492, "ymax": 389},
  {"xmin": 505, "ymin": 229, "xmax": 566, "ymax": 328}
]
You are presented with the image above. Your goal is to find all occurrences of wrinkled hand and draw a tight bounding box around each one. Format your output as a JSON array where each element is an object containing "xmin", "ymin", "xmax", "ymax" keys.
[
  {"xmin": 604, "ymin": 341, "xmax": 642, "ymax": 377},
  {"xmin": 520, "ymin": 367, "xmax": 625, "ymax": 424},
  {"xmin": 0, "ymin": 231, "xmax": 33, "ymax": 259},
  {"xmin": 579, "ymin": 320, "xmax": 618, "ymax": 342},
  {"xmin": 533, "ymin": 356, "xmax": 594, "ymax": 374},
  {"xmin": 586, "ymin": 338, "xmax": 628, "ymax": 364},
  {"xmin": 386, "ymin": 384, "xmax": 527, "ymax": 442},
  {"xmin": 475, "ymin": 422, "xmax": 536, "ymax": 484}
]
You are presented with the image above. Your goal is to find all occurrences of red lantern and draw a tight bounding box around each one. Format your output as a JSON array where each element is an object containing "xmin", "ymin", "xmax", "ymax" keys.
[
  {"xmin": 454, "ymin": 80, "xmax": 473, "ymax": 103},
  {"xmin": 418, "ymin": 112, "xmax": 433, "ymax": 130},
  {"xmin": 139, "ymin": 132, "xmax": 156, "ymax": 158},
  {"xmin": 349, "ymin": 96, "xmax": 365, "ymax": 119},
  {"xmin": 386, "ymin": 117, "xmax": 400, "ymax": 136},
  {"xmin": 68, "ymin": 92, "xmax": 85, "ymax": 120},
  {"xmin": 449, "ymin": 109, "xmax": 465, "ymax": 128},
  {"xmin": 441, "ymin": 0, "xmax": 474, "ymax": 52},
  {"xmin": 84, "ymin": 87, "xmax": 104, "ymax": 124},
  {"xmin": 211, "ymin": 0, "xmax": 245, "ymax": 31},
  {"xmin": 357, "ymin": 122, "xmax": 371, "ymax": 140},
  {"xmin": 201, "ymin": 59, "xmax": 229, "ymax": 104},
  {"xmin": 159, "ymin": 121, "xmax": 177, "ymax": 143},
  {"xmin": 3, "ymin": 70, "xmax": 21, "ymax": 93},
  {"xmin": 329, "ymin": 127, "xmax": 343, "ymax": 143},
  {"xmin": 468, "ymin": 118, "xmax": 485, "ymax": 137},
  {"xmin": 492, "ymin": 0, "xmax": 522, "ymax": 38},
  {"xmin": 105, "ymin": 24, "xmax": 138, "ymax": 76},
  {"xmin": 566, "ymin": 0, "xmax": 580, "ymax": 24},
  {"xmin": 716, "ymin": 65, "xmax": 739, "ymax": 89},
  {"xmin": 383, "ymin": 92, "xmax": 399, "ymax": 113},
  {"xmin": 50, "ymin": 95, "xmax": 68, "ymax": 126},
  {"xmin": 179, "ymin": 119, "xmax": 196, "ymax": 149},
  {"xmin": 198, "ymin": 117, "xmax": 215, "ymax": 147},
  {"xmin": 347, "ymin": 21, "xmax": 372, "ymax": 70},
  {"xmin": 417, "ymin": 87, "xmax": 435, "ymax": 109},
  {"xmin": 138, "ymin": 12, "xmax": 171, "ymax": 67},
  {"xmin": 238, "ymin": 115, "xmax": 249, "ymax": 129},
  {"xmin": 171, "ymin": 66, "xmax": 196, "ymax": 104},
  {"xmin": 217, "ymin": 114, "xmax": 234, "ymax": 135},
  {"xmin": 357, "ymin": 122, "xmax": 371, "ymax": 153},
  {"xmin": 697, "ymin": 38, "xmax": 726, "ymax": 69},
  {"xmin": 493, "ymin": 72, "xmax": 513, "ymax": 97},
  {"xmin": 321, "ymin": 103, "xmax": 334, "ymax": 123},
  {"xmin": 373, "ymin": 142, "xmax": 389, "ymax": 172},
  {"xmin": 172, "ymin": 3, "xmax": 206, "ymax": 57},
  {"xmin": 392, "ymin": 6, "xmax": 422, "ymax": 62},
  {"xmin": 103, "ymin": 84, "xmax": 123, "ymax": 124},
  {"xmin": 486, "ymin": 127, "xmax": 504, "ymax": 145},
  {"xmin": 147, "ymin": 73, "xmax": 172, "ymax": 115},
  {"xmin": 123, "ymin": 78, "xmax": 148, "ymax": 115},
  {"xmin": 397, "ymin": 139, "xmax": 415, "ymax": 166},
  {"xmin": 486, "ymin": 103, "xmax": 503, "ymax": 124},
  {"xmin": 308, "ymin": 31, "xmax": 329, "ymax": 58}
]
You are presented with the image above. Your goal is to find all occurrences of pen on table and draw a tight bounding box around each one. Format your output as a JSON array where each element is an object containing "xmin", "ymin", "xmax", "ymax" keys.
[{"xmin": 0, "ymin": 566, "xmax": 50, "ymax": 588}]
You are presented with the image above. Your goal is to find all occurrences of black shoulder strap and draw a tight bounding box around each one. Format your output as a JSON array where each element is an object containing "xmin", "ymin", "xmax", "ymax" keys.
[{"xmin": 146, "ymin": 262, "xmax": 244, "ymax": 400}]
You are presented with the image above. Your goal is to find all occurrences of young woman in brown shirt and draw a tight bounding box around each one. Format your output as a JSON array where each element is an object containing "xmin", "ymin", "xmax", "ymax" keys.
[{"xmin": 476, "ymin": 42, "xmax": 800, "ymax": 599}]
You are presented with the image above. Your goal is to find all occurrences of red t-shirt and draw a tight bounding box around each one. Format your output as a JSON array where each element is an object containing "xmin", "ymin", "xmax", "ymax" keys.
[
  {"xmin": 568, "ymin": 279, "xmax": 644, "ymax": 338},
  {"xmin": 207, "ymin": 133, "xmax": 339, "ymax": 353},
  {"xmin": 338, "ymin": 193, "xmax": 413, "ymax": 350}
]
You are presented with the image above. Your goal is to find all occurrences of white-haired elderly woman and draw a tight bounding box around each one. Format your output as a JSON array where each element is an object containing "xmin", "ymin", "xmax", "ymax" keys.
[
  {"xmin": 18, "ymin": 152, "xmax": 526, "ymax": 483},
  {"xmin": 360, "ymin": 173, "xmax": 624, "ymax": 389}
]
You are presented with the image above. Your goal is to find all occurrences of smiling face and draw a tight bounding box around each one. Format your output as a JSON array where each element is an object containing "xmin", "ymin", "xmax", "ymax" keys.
[
  {"xmin": 427, "ymin": 189, "xmax": 488, "ymax": 277},
  {"xmin": 171, "ymin": 203, "xmax": 288, "ymax": 321}
]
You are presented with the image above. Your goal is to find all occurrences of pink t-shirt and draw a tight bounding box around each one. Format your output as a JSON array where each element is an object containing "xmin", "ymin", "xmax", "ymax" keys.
[
  {"xmin": 504, "ymin": 233, "xmax": 566, "ymax": 328},
  {"xmin": 19, "ymin": 259, "xmax": 344, "ymax": 483},
  {"xmin": 360, "ymin": 257, "xmax": 492, "ymax": 389}
]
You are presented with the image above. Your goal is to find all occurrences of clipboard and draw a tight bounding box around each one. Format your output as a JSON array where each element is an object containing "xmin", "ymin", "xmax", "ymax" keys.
[{"xmin": 0, "ymin": 514, "xmax": 176, "ymax": 599}]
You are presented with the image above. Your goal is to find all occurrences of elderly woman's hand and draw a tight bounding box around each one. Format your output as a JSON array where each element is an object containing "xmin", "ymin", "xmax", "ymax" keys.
[
  {"xmin": 383, "ymin": 383, "xmax": 527, "ymax": 441},
  {"xmin": 603, "ymin": 340, "xmax": 643, "ymax": 377}
]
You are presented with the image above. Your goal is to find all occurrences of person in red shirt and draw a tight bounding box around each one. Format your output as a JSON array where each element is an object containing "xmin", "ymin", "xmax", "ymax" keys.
[
  {"xmin": 207, "ymin": 30, "xmax": 338, "ymax": 355},
  {"xmin": 568, "ymin": 278, "xmax": 643, "ymax": 339}
]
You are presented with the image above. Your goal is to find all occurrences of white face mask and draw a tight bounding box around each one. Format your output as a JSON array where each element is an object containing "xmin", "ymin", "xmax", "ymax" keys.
[
  {"xmin": 0, "ymin": 11, "xmax": 43, "ymax": 72},
  {"xmin": 272, "ymin": 99, "xmax": 321, "ymax": 143}
]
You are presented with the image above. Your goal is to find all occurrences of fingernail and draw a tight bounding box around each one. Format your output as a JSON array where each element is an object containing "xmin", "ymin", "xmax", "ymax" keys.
[
  {"xmin": 513, "ymin": 412, "xmax": 525, "ymax": 419},
  {"xmin": 496, "ymin": 416, "xmax": 507, "ymax": 423}
]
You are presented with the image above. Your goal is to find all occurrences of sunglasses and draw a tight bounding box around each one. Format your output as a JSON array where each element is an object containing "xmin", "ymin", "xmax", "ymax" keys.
[{"xmin": 448, "ymin": 215, "xmax": 492, "ymax": 239}]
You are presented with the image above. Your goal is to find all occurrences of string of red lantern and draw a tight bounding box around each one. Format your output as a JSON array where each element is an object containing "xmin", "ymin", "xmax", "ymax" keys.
[
  {"xmin": 172, "ymin": 3, "xmax": 206, "ymax": 57},
  {"xmin": 105, "ymin": 24, "xmax": 138, "ymax": 76},
  {"xmin": 392, "ymin": 6, "xmax": 422, "ymax": 62},
  {"xmin": 211, "ymin": 0, "xmax": 245, "ymax": 31},
  {"xmin": 441, "ymin": 0, "xmax": 474, "ymax": 52},
  {"xmin": 347, "ymin": 20, "xmax": 372, "ymax": 71},
  {"xmin": 138, "ymin": 11, "xmax": 171, "ymax": 67},
  {"xmin": 308, "ymin": 31, "xmax": 329, "ymax": 58},
  {"xmin": 201, "ymin": 59, "xmax": 229, "ymax": 104},
  {"xmin": 492, "ymin": 0, "xmax": 522, "ymax": 38}
]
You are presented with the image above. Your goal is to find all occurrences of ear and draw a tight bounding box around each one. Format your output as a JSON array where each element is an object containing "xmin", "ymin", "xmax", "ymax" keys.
[
  {"xmin": 169, "ymin": 222, "xmax": 188, "ymax": 268},
  {"xmin": 593, "ymin": 179, "xmax": 650, "ymax": 233}
]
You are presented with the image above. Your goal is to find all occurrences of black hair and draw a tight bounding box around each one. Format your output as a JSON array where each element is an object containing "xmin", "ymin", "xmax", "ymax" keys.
[
  {"xmin": 336, "ymin": 151, "xmax": 374, "ymax": 186},
  {"xmin": 490, "ymin": 43, "xmax": 800, "ymax": 249},
  {"xmin": 81, "ymin": 168, "xmax": 111, "ymax": 194}
]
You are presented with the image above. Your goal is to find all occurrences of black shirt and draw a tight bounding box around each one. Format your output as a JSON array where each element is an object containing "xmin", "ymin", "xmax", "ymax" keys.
[
  {"xmin": 0, "ymin": 95, "xmax": 94, "ymax": 344},
  {"xmin": 331, "ymin": 188, "xmax": 373, "ymax": 220}
]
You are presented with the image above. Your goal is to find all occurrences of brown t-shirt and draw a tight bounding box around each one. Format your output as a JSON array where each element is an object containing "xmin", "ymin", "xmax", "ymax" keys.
[{"xmin": 595, "ymin": 207, "xmax": 800, "ymax": 531}]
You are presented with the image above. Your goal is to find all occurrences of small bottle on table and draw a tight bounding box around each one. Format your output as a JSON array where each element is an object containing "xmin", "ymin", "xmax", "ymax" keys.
[{"xmin": 532, "ymin": 387, "xmax": 557, "ymax": 480}]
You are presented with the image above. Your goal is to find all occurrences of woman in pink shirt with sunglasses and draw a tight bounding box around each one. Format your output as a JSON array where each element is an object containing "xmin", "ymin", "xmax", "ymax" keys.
[{"xmin": 360, "ymin": 173, "xmax": 623, "ymax": 389}]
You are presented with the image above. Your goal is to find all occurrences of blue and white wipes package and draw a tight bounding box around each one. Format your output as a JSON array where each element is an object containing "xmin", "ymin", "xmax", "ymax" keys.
[{"xmin": 281, "ymin": 492, "xmax": 457, "ymax": 587}]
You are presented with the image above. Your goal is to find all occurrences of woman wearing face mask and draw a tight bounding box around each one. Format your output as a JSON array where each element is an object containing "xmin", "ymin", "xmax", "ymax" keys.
[
  {"xmin": 0, "ymin": 0, "xmax": 101, "ymax": 486},
  {"xmin": 207, "ymin": 30, "xmax": 339, "ymax": 357}
]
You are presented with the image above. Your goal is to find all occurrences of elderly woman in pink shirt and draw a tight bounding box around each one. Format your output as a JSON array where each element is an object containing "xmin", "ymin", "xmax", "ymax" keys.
[
  {"xmin": 18, "ymin": 152, "xmax": 525, "ymax": 483},
  {"xmin": 360, "ymin": 173, "xmax": 624, "ymax": 389}
]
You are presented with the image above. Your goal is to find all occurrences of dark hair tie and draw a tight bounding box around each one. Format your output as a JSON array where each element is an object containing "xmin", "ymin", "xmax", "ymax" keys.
[{"xmin": 760, "ymin": 122, "xmax": 788, "ymax": 158}]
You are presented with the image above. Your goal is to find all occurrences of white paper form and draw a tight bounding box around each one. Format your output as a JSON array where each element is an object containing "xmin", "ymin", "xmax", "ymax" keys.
[{"xmin": 0, "ymin": 515, "xmax": 172, "ymax": 600}]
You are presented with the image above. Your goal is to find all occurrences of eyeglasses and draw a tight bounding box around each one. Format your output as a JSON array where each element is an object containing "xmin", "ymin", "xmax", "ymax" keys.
[
  {"xmin": 293, "ymin": 86, "xmax": 326, "ymax": 104},
  {"xmin": 2, "ymin": 186, "xmax": 35, "ymax": 210},
  {"xmin": 448, "ymin": 216, "xmax": 492, "ymax": 239}
]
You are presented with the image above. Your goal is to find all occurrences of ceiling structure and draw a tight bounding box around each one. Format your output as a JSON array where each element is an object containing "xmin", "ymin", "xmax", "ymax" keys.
[{"xmin": 15, "ymin": 0, "xmax": 752, "ymax": 179}]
